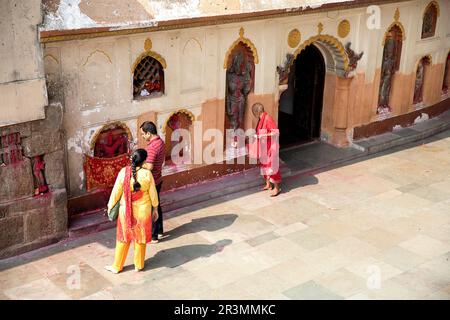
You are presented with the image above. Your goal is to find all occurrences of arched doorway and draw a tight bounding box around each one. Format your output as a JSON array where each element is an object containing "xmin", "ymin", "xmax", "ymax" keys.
[{"xmin": 278, "ymin": 44, "xmax": 325, "ymax": 147}]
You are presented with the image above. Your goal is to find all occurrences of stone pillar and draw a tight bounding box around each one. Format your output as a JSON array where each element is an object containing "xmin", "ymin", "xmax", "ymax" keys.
[{"xmin": 332, "ymin": 77, "xmax": 353, "ymax": 146}]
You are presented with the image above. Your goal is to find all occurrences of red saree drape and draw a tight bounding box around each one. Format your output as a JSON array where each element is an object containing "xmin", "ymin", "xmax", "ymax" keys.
[{"xmin": 255, "ymin": 112, "xmax": 282, "ymax": 184}]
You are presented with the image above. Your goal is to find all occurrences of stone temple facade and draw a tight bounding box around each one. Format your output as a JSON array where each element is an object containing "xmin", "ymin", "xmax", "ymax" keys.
[{"xmin": 0, "ymin": 0, "xmax": 449, "ymax": 257}]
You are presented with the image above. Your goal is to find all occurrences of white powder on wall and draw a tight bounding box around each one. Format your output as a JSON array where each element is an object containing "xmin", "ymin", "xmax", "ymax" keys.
[
  {"xmin": 41, "ymin": 0, "xmax": 355, "ymax": 31},
  {"xmin": 43, "ymin": 0, "xmax": 97, "ymax": 30}
]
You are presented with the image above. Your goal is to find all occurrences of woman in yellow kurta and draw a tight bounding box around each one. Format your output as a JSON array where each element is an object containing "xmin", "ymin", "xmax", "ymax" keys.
[{"xmin": 105, "ymin": 149, "xmax": 159, "ymax": 273}]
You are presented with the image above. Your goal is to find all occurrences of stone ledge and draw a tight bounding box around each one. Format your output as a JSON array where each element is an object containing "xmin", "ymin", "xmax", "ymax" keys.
[
  {"xmin": 353, "ymin": 109, "xmax": 450, "ymax": 154},
  {"xmin": 0, "ymin": 189, "xmax": 68, "ymax": 259},
  {"xmin": 0, "ymin": 232, "xmax": 67, "ymax": 260}
]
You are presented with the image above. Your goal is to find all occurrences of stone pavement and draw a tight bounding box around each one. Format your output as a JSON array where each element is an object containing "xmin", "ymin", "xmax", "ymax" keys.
[{"xmin": 1, "ymin": 130, "xmax": 450, "ymax": 300}]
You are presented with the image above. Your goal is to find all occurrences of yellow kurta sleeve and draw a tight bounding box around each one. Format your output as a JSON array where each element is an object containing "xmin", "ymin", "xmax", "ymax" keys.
[
  {"xmin": 147, "ymin": 171, "xmax": 159, "ymax": 208},
  {"xmin": 107, "ymin": 167, "xmax": 125, "ymax": 213}
]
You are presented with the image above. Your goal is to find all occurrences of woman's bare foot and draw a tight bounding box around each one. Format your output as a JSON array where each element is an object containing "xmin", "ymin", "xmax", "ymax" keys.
[
  {"xmin": 270, "ymin": 187, "xmax": 281, "ymax": 197},
  {"xmin": 270, "ymin": 183, "xmax": 281, "ymax": 197},
  {"xmin": 263, "ymin": 181, "xmax": 273, "ymax": 190}
]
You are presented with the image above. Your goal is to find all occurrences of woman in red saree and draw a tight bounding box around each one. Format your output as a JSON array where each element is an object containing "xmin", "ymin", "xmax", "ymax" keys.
[
  {"xmin": 105, "ymin": 149, "xmax": 159, "ymax": 273},
  {"xmin": 252, "ymin": 103, "xmax": 282, "ymax": 197}
]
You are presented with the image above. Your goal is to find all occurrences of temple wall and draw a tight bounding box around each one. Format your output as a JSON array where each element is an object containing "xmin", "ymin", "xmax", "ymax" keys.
[
  {"xmin": 42, "ymin": 0, "xmax": 450, "ymax": 196},
  {"xmin": 0, "ymin": 1, "xmax": 68, "ymax": 258},
  {"xmin": 0, "ymin": 0, "xmax": 47, "ymax": 127}
]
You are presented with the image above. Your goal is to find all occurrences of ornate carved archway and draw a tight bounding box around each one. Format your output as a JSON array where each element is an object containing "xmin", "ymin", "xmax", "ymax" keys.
[
  {"xmin": 162, "ymin": 109, "xmax": 195, "ymax": 134},
  {"xmin": 290, "ymin": 34, "xmax": 349, "ymax": 77},
  {"xmin": 90, "ymin": 121, "xmax": 133, "ymax": 153},
  {"xmin": 223, "ymin": 27, "xmax": 259, "ymax": 69}
]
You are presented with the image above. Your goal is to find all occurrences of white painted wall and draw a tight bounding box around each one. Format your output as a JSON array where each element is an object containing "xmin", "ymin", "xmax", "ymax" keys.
[{"xmin": 43, "ymin": 0, "xmax": 450, "ymax": 196}]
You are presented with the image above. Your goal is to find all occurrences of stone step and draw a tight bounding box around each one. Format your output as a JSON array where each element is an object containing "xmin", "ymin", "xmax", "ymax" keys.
[
  {"xmin": 68, "ymin": 164, "xmax": 292, "ymax": 238},
  {"xmin": 68, "ymin": 209, "xmax": 115, "ymax": 238},
  {"xmin": 352, "ymin": 109, "xmax": 450, "ymax": 154}
]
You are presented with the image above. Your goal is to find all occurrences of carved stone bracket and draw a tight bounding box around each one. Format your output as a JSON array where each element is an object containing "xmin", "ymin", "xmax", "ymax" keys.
[{"xmin": 344, "ymin": 42, "xmax": 363, "ymax": 78}]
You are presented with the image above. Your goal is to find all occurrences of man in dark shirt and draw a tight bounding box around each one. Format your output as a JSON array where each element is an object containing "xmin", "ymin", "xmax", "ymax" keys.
[{"xmin": 140, "ymin": 121, "xmax": 165, "ymax": 243}]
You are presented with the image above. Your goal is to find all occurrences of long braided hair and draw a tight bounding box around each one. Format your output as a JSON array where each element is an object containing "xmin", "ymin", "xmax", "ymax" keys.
[{"xmin": 130, "ymin": 149, "xmax": 147, "ymax": 192}]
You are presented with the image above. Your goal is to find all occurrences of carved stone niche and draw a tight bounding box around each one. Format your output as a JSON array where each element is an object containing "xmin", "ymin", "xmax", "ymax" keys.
[
  {"xmin": 92, "ymin": 122, "xmax": 131, "ymax": 158},
  {"xmin": 163, "ymin": 110, "xmax": 194, "ymax": 165}
]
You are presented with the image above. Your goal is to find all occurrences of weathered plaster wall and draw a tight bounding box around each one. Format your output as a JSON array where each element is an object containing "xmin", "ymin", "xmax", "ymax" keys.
[
  {"xmin": 0, "ymin": 0, "xmax": 47, "ymax": 127},
  {"xmin": 44, "ymin": 0, "xmax": 450, "ymax": 196}
]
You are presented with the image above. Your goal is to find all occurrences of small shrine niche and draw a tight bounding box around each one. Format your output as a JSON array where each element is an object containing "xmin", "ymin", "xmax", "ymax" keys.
[
  {"xmin": 421, "ymin": 2, "xmax": 438, "ymax": 39},
  {"xmin": 378, "ymin": 24, "xmax": 403, "ymax": 114},
  {"xmin": 32, "ymin": 155, "xmax": 49, "ymax": 195},
  {"xmin": 413, "ymin": 56, "xmax": 431, "ymax": 105},
  {"xmin": 93, "ymin": 124, "xmax": 130, "ymax": 158},
  {"xmin": 0, "ymin": 132, "xmax": 23, "ymax": 166},
  {"xmin": 164, "ymin": 111, "xmax": 194, "ymax": 164},
  {"xmin": 442, "ymin": 52, "xmax": 450, "ymax": 94},
  {"xmin": 225, "ymin": 41, "xmax": 255, "ymax": 132},
  {"xmin": 133, "ymin": 56, "xmax": 165, "ymax": 100}
]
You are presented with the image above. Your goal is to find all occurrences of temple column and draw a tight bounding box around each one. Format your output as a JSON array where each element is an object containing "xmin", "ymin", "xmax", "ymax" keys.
[{"xmin": 331, "ymin": 76, "xmax": 353, "ymax": 147}]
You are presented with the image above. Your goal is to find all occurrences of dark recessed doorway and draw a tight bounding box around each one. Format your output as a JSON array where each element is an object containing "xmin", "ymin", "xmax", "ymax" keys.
[{"xmin": 278, "ymin": 44, "xmax": 326, "ymax": 148}]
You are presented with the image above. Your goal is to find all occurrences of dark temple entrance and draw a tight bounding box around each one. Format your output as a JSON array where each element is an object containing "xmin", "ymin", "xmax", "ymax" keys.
[{"xmin": 278, "ymin": 44, "xmax": 325, "ymax": 148}]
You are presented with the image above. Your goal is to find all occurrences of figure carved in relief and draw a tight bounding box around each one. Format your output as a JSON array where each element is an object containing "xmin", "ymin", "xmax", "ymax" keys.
[
  {"xmin": 413, "ymin": 60, "xmax": 426, "ymax": 104},
  {"xmin": 277, "ymin": 53, "xmax": 294, "ymax": 85},
  {"xmin": 32, "ymin": 155, "xmax": 49, "ymax": 195},
  {"xmin": 95, "ymin": 131, "xmax": 128, "ymax": 158},
  {"xmin": 344, "ymin": 42, "xmax": 364, "ymax": 78},
  {"xmin": 226, "ymin": 50, "xmax": 253, "ymax": 140},
  {"xmin": 378, "ymin": 34, "xmax": 397, "ymax": 114},
  {"xmin": 421, "ymin": 5, "xmax": 437, "ymax": 38},
  {"xmin": 442, "ymin": 53, "xmax": 450, "ymax": 94}
]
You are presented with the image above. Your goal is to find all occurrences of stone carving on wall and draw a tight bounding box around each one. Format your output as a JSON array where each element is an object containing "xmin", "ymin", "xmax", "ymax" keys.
[
  {"xmin": 288, "ymin": 29, "xmax": 301, "ymax": 48},
  {"xmin": 0, "ymin": 132, "xmax": 23, "ymax": 166},
  {"xmin": 277, "ymin": 53, "xmax": 294, "ymax": 85},
  {"xmin": 378, "ymin": 37, "xmax": 396, "ymax": 113},
  {"xmin": 421, "ymin": 1, "xmax": 439, "ymax": 39},
  {"xmin": 132, "ymin": 38, "xmax": 166, "ymax": 99},
  {"xmin": 378, "ymin": 25, "xmax": 403, "ymax": 114},
  {"xmin": 442, "ymin": 53, "xmax": 450, "ymax": 94},
  {"xmin": 344, "ymin": 42, "xmax": 363, "ymax": 78},
  {"xmin": 93, "ymin": 126, "xmax": 129, "ymax": 158},
  {"xmin": 413, "ymin": 57, "xmax": 430, "ymax": 104},
  {"xmin": 32, "ymin": 155, "xmax": 49, "ymax": 195},
  {"xmin": 225, "ymin": 46, "xmax": 254, "ymax": 137},
  {"xmin": 338, "ymin": 20, "xmax": 351, "ymax": 38},
  {"xmin": 164, "ymin": 111, "xmax": 194, "ymax": 163}
]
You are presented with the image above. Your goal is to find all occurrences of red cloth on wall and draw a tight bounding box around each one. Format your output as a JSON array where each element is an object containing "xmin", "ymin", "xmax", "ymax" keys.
[{"xmin": 84, "ymin": 154, "xmax": 130, "ymax": 191}]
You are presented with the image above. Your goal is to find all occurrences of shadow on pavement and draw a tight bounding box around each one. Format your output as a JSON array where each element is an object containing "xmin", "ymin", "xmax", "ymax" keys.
[
  {"xmin": 162, "ymin": 214, "xmax": 238, "ymax": 243},
  {"xmin": 141, "ymin": 239, "xmax": 233, "ymax": 271}
]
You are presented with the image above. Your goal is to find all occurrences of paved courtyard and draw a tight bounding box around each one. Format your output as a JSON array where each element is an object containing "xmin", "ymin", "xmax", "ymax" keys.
[{"xmin": 1, "ymin": 130, "xmax": 450, "ymax": 300}]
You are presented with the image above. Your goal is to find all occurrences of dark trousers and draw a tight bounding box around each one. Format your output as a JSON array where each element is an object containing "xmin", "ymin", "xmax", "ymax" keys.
[{"xmin": 152, "ymin": 182, "xmax": 163, "ymax": 239}]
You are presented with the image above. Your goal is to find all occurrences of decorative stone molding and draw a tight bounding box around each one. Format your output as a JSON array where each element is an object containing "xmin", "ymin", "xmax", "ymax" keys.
[
  {"xmin": 82, "ymin": 49, "xmax": 112, "ymax": 67},
  {"xmin": 291, "ymin": 34, "xmax": 349, "ymax": 77},
  {"xmin": 132, "ymin": 38, "xmax": 167, "ymax": 72},
  {"xmin": 287, "ymin": 29, "xmax": 301, "ymax": 48},
  {"xmin": 382, "ymin": 9, "xmax": 406, "ymax": 46},
  {"xmin": 162, "ymin": 109, "xmax": 196, "ymax": 134},
  {"xmin": 338, "ymin": 20, "xmax": 350, "ymax": 38},
  {"xmin": 423, "ymin": 1, "xmax": 440, "ymax": 18},
  {"xmin": 223, "ymin": 27, "xmax": 259, "ymax": 69}
]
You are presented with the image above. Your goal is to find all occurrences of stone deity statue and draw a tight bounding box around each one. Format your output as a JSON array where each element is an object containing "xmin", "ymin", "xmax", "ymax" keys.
[
  {"xmin": 413, "ymin": 61, "xmax": 425, "ymax": 104},
  {"xmin": 378, "ymin": 35, "xmax": 397, "ymax": 113},
  {"xmin": 422, "ymin": 10, "xmax": 434, "ymax": 37},
  {"xmin": 32, "ymin": 155, "xmax": 49, "ymax": 195},
  {"xmin": 226, "ymin": 51, "xmax": 252, "ymax": 133}
]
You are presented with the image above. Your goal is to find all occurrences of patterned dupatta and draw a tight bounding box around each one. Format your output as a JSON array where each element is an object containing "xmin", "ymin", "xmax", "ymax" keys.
[
  {"xmin": 117, "ymin": 166, "xmax": 145, "ymax": 243},
  {"xmin": 123, "ymin": 166, "xmax": 135, "ymax": 237}
]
